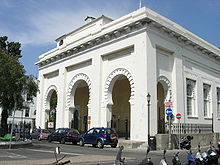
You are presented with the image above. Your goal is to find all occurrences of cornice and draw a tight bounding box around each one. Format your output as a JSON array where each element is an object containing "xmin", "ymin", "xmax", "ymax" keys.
[{"xmin": 36, "ymin": 7, "xmax": 220, "ymax": 68}]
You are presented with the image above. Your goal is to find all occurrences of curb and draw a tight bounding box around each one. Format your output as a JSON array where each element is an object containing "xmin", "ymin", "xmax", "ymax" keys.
[{"xmin": 0, "ymin": 139, "xmax": 32, "ymax": 149}]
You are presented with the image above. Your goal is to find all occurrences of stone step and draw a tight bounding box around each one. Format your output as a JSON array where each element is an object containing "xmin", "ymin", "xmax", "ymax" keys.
[
  {"xmin": 138, "ymin": 142, "xmax": 148, "ymax": 150},
  {"xmin": 118, "ymin": 139, "xmax": 145, "ymax": 149}
]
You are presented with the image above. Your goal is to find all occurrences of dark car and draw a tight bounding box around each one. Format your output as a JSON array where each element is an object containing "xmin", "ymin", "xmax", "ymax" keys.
[
  {"xmin": 48, "ymin": 128, "xmax": 80, "ymax": 144},
  {"xmin": 30, "ymin": 129, "xmax": 52, "ymax": 141},
  {"xmin": 79, "ymin": 127, "xmax": 118, "ymax": 149}
]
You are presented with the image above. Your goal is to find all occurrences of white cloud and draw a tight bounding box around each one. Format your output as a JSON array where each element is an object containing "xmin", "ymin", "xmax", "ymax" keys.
[
  {"xmin": 1, "ymin": 1, "xmax": 136, "ymax": 46},
  {"xmin": 19, "ymin": 10, "xmax": 85, "ymax": 45},
  {"xmin": 10, "ymin": 9, "xmax": 117, "ymax": 46}
]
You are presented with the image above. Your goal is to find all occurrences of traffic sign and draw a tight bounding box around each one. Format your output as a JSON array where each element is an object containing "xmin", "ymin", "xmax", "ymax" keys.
[
  {"xmin": 164, "ymin": 101, "xmax": 173, "ymax": 107},
  {"xmin": 176, "ymin": 113, "xmax": 182, "ymax": 119},
  {"xmin": 166, "ymin": 108, "xmax": 173, "ymax": 116}
]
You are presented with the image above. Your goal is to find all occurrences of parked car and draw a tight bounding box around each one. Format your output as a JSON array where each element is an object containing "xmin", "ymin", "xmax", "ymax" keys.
[
  {"xmin": 48, "ymin": 128, "xmax": 80, "ymax": 144},
  {"xmin": 30, "ymin": 129, "xmax": 52, "ymax": 141},
  {"xmin": 79, "ymin": 127, "xmax": 118, "ymax": 149}
]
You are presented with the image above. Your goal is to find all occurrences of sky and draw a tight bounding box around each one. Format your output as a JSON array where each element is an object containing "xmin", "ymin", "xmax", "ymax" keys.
[{"xmin": 0, "ymin": 0, "xmax": 220, "ymax": 77}]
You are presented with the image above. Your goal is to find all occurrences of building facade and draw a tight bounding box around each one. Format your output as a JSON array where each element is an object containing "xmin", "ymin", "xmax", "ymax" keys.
[
  {"xmin": 0, "ymin": 96, "xmax": 37, "ymax": 132},
  {"xmin": 36, "ymin": 7, "xmax": 220, "ymax": 141}
]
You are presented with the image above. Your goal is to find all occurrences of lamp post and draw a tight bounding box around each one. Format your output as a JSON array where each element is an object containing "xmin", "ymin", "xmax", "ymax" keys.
[{"xmin": 147, "ymin": 93, "xmax": 151, "ymax": 143}]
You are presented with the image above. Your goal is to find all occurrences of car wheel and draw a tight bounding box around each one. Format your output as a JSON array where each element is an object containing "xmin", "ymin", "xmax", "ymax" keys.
[
  {"xmin": 48, "ymin": 137, "xmax": 52, "ymax": 143},
  {"xmin": 60, "ymin": 138, "xmax": 65, "ymax": 144},
  {"xmin": 111, "ymin": 144, "xmax": 117, "ymax": 148},
  {"xmin": 79, "ymin": 139, "xmax": 84, "ymax": 146},
  {"xmin": 97, "ymin": 140, "xmax": 104, "ymax": 149}
]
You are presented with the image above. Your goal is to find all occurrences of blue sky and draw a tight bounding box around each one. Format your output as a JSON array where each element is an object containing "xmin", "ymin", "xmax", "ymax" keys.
[{"xmin": 0, "ymin": 0, "xmax": 219, "ymax": 76}]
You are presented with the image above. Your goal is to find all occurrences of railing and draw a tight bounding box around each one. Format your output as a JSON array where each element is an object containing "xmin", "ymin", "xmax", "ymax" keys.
[{"xmin": 171, "ymin": 123, "xmax": 213, "ymax": 134}]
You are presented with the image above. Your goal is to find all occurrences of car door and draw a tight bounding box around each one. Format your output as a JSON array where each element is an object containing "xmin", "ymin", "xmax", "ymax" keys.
[
  {"xmin": 84, "ymin": 128, "xmax": 94, "ymax": 144},
  {"xmin": 51, "ymin": 129, "xmax": 60, "ymax": 141},
  {"xmin": 91, "ymin": 128, "xmax": 100, "ymax": 144},
  {"xmin": 57, "ymin": 129, "xmax": 65, "ymax": 141}
]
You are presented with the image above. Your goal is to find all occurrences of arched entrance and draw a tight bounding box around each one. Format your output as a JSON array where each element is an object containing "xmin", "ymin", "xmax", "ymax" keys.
[
  {"xmin": 46, "ymin": 90, "xmax": 57, "ymax": 130},
  {"xmin": 157, "ymin": 76, "xmax": 172, "ymax": 134},
  {"xmin": 73, "ymin": 110, "xmax": 79, "ymax": 130},
  {"xmin": 66, "ymin": 73, "xmax": 91, "ymax": 133},
  {"xmin": 73, "ymin": 81, "xmax": 89, "ymax": 133},
  {"xmin": 110, "ymin": 76, "xmax": 131, "ymax": 139},
  {"xmin": 157, "ymin": 82, "xmax": 165, "ymax": 133}
]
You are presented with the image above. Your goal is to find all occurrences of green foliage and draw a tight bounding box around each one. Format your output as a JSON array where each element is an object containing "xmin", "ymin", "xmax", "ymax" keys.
[
  {"xmin": 49, "ymin": 91, "xmax": 57, "ymax": 122},
  {"xmin": 0, "ymin": 36, "xmax": 38, "ymax": 135}
]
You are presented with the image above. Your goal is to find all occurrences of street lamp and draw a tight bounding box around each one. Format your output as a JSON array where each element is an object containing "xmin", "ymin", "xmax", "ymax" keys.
[{"xmin": 147, "ymin": 93, "xmax": 151, "ymax": 142}]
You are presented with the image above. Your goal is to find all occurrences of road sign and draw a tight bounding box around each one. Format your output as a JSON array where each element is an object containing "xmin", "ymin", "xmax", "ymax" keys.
[
  {"xmin": 166, "ymin": 108, "xmax": 173, "ymax": 116},
  {"xmin": 164, "ymin": 101, "xmax": 173, "ymax": 106},
  {"xmin": 176, "ymin": 113, "xmax": 182, "ymax": 119},
  {"xmin": 48, "ymin": 122, "xmax": 54, "ymax": 128}
]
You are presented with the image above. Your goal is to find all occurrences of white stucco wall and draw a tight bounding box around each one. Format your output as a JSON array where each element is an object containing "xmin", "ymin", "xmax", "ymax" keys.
[{"xmin": 36, "ymin": 7, "xmax": 220, "ymax": 141}]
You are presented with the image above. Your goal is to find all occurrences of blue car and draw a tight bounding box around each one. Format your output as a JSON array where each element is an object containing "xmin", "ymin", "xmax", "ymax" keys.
[
  {"xmin": 48, "ymin": 128, "xmax": 80, "ymax": 144},
  {"xmin": 79, "ymin": 127, "xmax": 118, "ymax": 149}
]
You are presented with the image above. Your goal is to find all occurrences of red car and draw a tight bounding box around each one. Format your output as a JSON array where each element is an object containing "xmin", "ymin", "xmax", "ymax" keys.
[{"xmin": 31, "ymin": 129, "xmax": 52, "ymax": 141}]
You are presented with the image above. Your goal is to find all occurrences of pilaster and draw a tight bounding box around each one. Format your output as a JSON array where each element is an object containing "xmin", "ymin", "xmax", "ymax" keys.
[
  {"xmin": 56, "ymin": 67, "xmax": 66, "ymax": 128},
  {"xmin": 36, "ymin": 72, "xmax": 44, "ymax": 128},
  {"xmin": 146, "ymin": 33, "xmax": 157, "ymax": 136},
  {"xmin": 90, "ymin": 54, "xmax": 102, "ymax": 127},
  {"xmin": 172, "ymin": 47, "xmax": 184, "ymax": 120}
]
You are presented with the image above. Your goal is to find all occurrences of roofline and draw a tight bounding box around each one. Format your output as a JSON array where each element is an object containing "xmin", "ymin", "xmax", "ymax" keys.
[
  {"xmin": 55, "ymin": 15, "xmax": 113, "ymax": 42},
  {"xmin": 36, "ymin": 7, "xmax": 220, "ymax": 67}
]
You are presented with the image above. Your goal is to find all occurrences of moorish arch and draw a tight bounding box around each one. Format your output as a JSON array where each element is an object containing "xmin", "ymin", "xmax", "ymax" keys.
[
  {"xmin": 66, "ymin": 73, "xmax": 91, "ymax": 132},
  {"xmin": 157, "ymin": 75, "xmax": 172, "ymax": 102},
  {"xmin": 104, "ymin": 68, "xmax": 135, "ymax": 105},
  {"xmin": 44, "ymin": 85, "xmax": 58, "ymax": 110},
  {"xmin": 157, "ymin": 75, "xmax": 172, "ymax": 133},
  {"xmin": 66, "ymin": 73, "xmax": 91, "ymax": 109},
  {"xmin": 104, "ymin": 68, "xmax": 134, "ymax": 138}
]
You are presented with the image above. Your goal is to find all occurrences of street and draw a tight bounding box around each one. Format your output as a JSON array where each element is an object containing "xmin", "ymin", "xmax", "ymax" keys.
[{"xmin": 0, "ymin": 140, "xmax": 213, "ymax": 165}]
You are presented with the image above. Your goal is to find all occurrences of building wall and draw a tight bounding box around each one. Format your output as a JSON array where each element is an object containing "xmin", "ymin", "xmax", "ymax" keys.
[
  {"xmin": 0, "ymin": 96, "xmax": 37, "ymax": 131},
  {"xmin": 36, "ymin": 7, "xmax": 220, "ymax": 141}
]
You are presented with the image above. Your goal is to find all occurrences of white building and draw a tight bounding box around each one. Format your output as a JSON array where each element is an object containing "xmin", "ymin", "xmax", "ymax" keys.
[
  {"xmin": 36, "ymin": 7, "xmax": 220, "ymax": 142},
  {"xmin": 0, "ymin": 96, "xmax": 37, "ymax": 131}
]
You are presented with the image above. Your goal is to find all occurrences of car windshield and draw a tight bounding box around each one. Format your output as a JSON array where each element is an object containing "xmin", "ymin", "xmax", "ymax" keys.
[
  {"xmin": 68, "ymin": 129, "xmax": 80, "ymax": 135},
  {"xmin": 101, "ymin": 128, "xmax": 116, "ymax": 134}
]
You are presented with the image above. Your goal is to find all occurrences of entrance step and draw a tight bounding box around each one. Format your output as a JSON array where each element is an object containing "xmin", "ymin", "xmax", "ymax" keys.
[
  {"xmin": 137, "ymin": 142, "xmax": 148, "ymax": 150},
  {"xmin": 118, "ymin": 139, "xmax": 145, "ymax": 149}
]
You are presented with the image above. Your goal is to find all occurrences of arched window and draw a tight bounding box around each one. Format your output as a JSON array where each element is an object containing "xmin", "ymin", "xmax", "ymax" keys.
[
  {"xmin": 186, "ymin": 79, "xmax": 196, "ymax": 116},
  {"xmin": 217, "ymin": 88, "xmax": 220, "ymax": 118},
  {"xmin": 203, "ymin": 84, "xmax": 211, "ymax": 117}
]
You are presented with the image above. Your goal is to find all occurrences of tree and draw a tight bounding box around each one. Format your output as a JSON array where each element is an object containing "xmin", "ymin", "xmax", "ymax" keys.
[{"xmin": 0, "ymin": 36, "xmax": 38, "ymax": 136}]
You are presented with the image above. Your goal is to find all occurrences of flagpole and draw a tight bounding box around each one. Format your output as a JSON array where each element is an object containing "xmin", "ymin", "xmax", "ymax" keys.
[{"xmin": 139, "ymin": 0, "xmax": 142, "ymax": 9}]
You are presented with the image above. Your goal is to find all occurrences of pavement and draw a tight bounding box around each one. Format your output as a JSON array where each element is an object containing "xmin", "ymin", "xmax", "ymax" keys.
[{"xmin": 0, "ymin": 139, "xmax": 218, "ymax": 165}]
